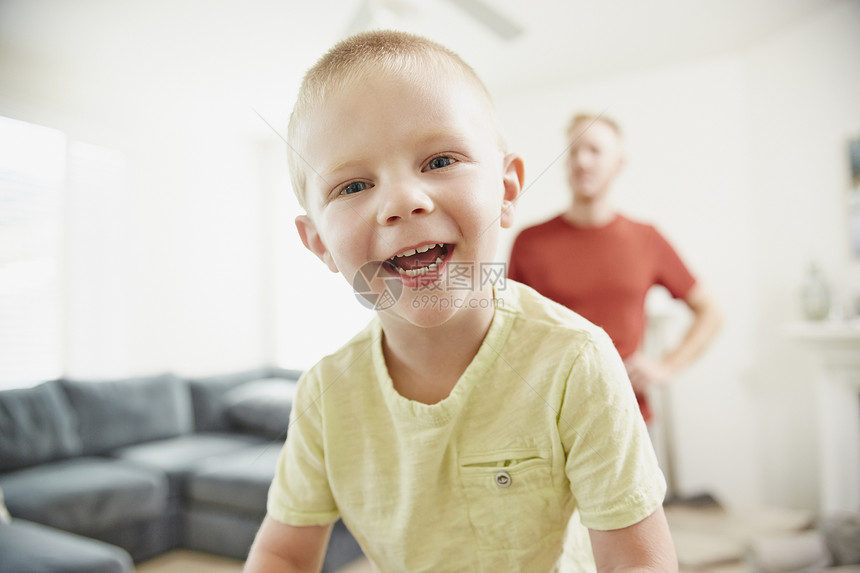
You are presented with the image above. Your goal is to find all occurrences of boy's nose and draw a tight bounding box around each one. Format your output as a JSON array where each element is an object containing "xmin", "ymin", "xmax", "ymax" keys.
[{"xmin": 376, "ymin": 182, "xmax": 434, "ymax": 225}]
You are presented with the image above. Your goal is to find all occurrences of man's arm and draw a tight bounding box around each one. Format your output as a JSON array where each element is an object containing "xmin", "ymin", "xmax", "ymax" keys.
[
  {"xmin": 589, "ymin": 507, "xmax": 678, "ymax": 572},
  {"xmin": 243, "ymin": 515, "xmax": 333, "ymax": 573},
  {"xmin": 661, "ymin": 283, "xmax": 722, "ymax": 375},
  {"xmin": 626, "ymin": 283, "xmax": 722, "ymax": 393}
]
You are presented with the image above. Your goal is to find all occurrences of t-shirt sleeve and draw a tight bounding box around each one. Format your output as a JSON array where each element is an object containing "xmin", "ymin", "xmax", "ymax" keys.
[
  {"xmin": 266, "ymin": 370, "xmax": 339, "ymax": 526},
  {"xmin": 560, "ymin": 329, "xmax": 666, "ymax": 531},
  {"xmin": 651, "ymin": 226, "xmax": 697, "ymax": 300}
]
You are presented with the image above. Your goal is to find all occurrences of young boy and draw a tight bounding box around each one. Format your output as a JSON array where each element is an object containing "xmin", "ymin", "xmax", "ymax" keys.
[{"xmin": 244, "ymin": 31, "xmax": 677, "ymax": 572}]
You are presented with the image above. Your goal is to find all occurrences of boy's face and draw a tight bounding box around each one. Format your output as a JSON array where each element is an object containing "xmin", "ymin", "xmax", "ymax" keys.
[
  {"xmin": 565, "ymin": 119, "xmax": 624, "ymax": 203},
  {"xmin": 295, "ymin": 67, "xmax": 523, "ymax": 328}
]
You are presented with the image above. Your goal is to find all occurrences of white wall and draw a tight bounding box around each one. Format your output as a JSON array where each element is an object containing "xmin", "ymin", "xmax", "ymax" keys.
[
  {"xmin": 495, "ymin": 0, "xmax": 860, "ymax": 510},
  {"xmin": 744, "ymin": 0, "xmax": 860, "ymax": 510}
]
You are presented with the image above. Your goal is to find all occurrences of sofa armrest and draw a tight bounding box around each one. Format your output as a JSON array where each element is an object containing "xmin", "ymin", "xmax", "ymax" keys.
[{"xmin": 188, "ymin": 368, "xmax": 301, "ymax": 434}]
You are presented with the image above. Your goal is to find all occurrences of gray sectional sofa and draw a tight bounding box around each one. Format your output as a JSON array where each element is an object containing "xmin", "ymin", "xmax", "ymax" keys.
[{"xmin": 0, "ymin": 368, "xmax": 362, "ymax": 573}]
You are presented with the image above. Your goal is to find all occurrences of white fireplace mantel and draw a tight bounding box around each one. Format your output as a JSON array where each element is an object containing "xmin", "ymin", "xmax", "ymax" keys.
[{"xmin": 788, "ymin": 321, "xmax": 860, "ymax": 513}]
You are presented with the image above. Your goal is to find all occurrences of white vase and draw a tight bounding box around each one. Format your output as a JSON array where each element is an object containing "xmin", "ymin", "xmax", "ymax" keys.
[{"xmin": 800, "ymin": 263, "xmax": 831, "ymax": 321}]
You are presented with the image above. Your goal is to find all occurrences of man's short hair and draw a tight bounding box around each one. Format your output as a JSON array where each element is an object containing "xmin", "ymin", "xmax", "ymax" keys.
[{"xmin": 567, "ymin": 113, "xmax": 622, "ymax": 139}]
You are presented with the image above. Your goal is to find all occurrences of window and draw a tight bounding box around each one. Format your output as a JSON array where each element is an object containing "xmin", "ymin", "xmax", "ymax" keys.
[{"xmin": 0, "ymin": 116, "xmax": 66, "ymax": 387}]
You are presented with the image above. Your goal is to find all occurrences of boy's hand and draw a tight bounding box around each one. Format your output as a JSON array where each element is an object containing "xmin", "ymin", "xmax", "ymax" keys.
[{"xmin": 624, "ymin": 353, "xmax": 671, "ymax": 394}]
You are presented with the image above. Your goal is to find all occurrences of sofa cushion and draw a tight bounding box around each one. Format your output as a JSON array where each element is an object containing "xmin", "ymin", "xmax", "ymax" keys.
[
  {"xmin": 61, "ymin": 373, "xmax": 193, "ymax": 454},
  {"xmin": 112, "ymin": 433, "xmax": 266, "ymax": 475},
  {"xmin": 0, "ymin": 380, "xmax": 82, "ymax": 472},
  {"xmin": 0, "ymin": 519, "xmax": 134, "ymax": 573},
  {"xmin": 111, "ymin": 433, "xmax": 266, "ymax": 497},
  {"xmin": 186, "ymin": 443, "xmax": 282, "ymax": 515},
  {"xmin": 0, "ymin": 457, "xmax": 168, "ymax": 535},
  {"xmin": 188, "ymin": 368, "xmax": 302, "ymax": 433},
  {"xmin": 223, "ymin": 378, "xmax": 297, "ymax": 439},
  {"xmin": 188, "ymin": 368, "xmax": 274, "ymax": 433},
  {"xmin": 183, "ymin": 506, "xmax": 267, "ymax": 561}
]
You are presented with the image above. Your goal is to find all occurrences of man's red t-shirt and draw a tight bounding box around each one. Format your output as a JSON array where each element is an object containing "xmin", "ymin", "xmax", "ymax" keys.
[{"xmin": 508, "ymin": 214, "xmax": 696, "ymax": 421}]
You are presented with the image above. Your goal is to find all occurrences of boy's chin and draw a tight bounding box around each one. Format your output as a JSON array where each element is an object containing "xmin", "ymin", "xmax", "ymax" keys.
[{"xmin": 382, "ymin": 290, "xmax": 491, "ymax": 328}]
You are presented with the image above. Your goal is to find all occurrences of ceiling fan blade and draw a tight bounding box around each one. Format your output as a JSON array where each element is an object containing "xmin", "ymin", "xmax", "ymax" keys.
[{"xmin": 444, "ymin": 0, "xmax": 524, "ymax": 40}]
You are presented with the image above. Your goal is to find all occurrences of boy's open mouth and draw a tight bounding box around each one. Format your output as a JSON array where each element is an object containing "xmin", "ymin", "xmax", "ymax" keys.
[{"xmin": 384, "ymin": 243, "xmax": 451, "ymax": 277}]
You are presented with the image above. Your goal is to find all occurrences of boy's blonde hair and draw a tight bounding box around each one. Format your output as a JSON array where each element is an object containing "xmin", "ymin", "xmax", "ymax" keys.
[{"xmin": 287, "ymin": 30, "xmax": 504, "ymax": 210}]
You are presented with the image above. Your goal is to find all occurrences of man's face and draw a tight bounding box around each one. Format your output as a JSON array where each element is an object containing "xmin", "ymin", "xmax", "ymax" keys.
[
  {"xmin": 565, "ymin": 119, "xmax": 624, "ymax": 203},
  {"xmin": 294, "ymin": 68, "xmax": 521, "ymax": 329}
]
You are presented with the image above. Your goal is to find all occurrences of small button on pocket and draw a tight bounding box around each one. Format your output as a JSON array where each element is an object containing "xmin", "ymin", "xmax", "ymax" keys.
[
  {"xmin": 494, "ymin": 471, "xmax": 512, "ymax": 488},
  {"xmin": 460, "ymin": 448, "xmax": 567, "ymax": 550}
]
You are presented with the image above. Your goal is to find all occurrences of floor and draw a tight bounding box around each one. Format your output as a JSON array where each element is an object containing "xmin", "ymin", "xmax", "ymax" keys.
[
  {"xmin": 136, "ymin": 550, "xmax": 245, "ymax": 573},
  {"xmin": 135, "ymin": 550, "xmax": 371, "ymax": 573},
  {"xmin": 135, "ymin": 502, "xmax": 814, "ymax": 573},
  {"xmin": 666, "ymin": 501, "xmax": 813, "ymax": 572}
]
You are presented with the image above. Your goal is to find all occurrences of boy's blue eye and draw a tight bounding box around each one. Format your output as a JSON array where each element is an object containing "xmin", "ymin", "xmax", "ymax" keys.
[
  {"xmin": 427, "ymin": 156, "xmax": 455, "ymax": 170},
  {"xmin": 340, "ymin": 181, "xmax": 368, "ymax": 195}
]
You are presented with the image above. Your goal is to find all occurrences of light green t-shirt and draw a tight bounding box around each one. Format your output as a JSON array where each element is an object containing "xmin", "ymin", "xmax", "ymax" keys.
[{"xmin": 267, "ymin": 280, "xmax": 665, "ymax": 572}]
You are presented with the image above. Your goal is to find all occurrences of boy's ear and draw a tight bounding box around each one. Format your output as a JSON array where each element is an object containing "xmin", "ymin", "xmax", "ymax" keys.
[
  {"xmin": 295, "ymin": 215, "xmax": 339, "ymax": 273},
  {"xmin": 500, "ymin": 153, "xmax": 525, "ymax": 229}
]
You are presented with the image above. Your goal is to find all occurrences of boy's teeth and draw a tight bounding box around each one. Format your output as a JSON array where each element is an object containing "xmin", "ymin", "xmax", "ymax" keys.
[
  {"xmin": 395, "ymin": 256, "xmax": 444, "ymax": 276},
  {"xmin": 394, "ymin": 243, "xmax": 440, "ymax": 258}
]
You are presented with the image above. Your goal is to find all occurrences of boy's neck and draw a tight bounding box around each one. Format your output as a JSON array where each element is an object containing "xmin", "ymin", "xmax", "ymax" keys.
[{"xmin": 379, "ymin": 291, "xmax": 496, "ymax": 405}]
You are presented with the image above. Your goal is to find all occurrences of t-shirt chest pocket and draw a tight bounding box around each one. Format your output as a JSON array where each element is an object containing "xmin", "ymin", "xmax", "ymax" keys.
[{"xmin": 458, "ymin": 448, "xmax": 569, "ymax": 550}]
